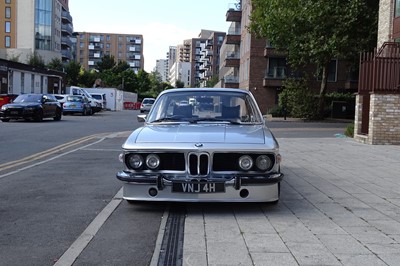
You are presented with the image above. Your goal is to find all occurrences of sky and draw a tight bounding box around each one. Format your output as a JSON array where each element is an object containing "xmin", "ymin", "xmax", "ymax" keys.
[{"xmin": 69, "ymin": 0, "xmax": 233, "ymax": 72}]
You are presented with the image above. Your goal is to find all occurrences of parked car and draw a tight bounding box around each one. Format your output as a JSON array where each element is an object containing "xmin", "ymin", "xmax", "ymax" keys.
[
  {"xmin": 62, "ymin": 95, "xmax": 92, "ymax": 116},
  {"xmin": 53, "ymin": 94, "xmax": 69, "ymax": 104},
  {"xmin": 139, "ymin": 98, "xmax": 155, "ymax": 113},
  {"xmin": 116, "ymin": 88, "xmax": 283, "ymax": 203},
  {"xmin": 0, "ymin": 93, "xmax": 62, "ymax": 122},
  {"xmin": 68, "ymin": 86, "xmax": 102, "ymax": 113},
  {"xmin": 90, "ymin": 93, "xmax": 107, "ymax": 110},
  {"xmin": 0, "ymin": 94, "xmax": 18, "ymax": 108}
]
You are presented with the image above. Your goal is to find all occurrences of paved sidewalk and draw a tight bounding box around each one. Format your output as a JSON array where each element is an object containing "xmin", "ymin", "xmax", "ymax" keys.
[{"xmin": 182, "ymin": 137, "xmax": 400, "ymax": 266}]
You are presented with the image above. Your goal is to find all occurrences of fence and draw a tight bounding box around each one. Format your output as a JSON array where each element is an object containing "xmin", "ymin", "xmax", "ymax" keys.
[{"xmin": 359, "ymin": 42, "xmax": 400, "ymax": 95}]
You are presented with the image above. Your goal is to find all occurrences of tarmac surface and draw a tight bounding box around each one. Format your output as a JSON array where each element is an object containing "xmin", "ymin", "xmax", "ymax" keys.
[{"xmin": 177, "ymin": 121, "xmax": 400, "ymax": 266}]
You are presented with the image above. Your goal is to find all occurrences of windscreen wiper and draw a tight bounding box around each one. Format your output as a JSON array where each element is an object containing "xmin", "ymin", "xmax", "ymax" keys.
[{"xmin": 189, "ymin": 118, "xmax": 241, "ymax": 125}]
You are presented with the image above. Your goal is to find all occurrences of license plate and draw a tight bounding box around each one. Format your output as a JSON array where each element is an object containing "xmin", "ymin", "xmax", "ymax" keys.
[
  {"xmin": 10, "ymin": 111, "xmax": 18, "ymax": 115},
  {"xmin": 172, "ymin": 182, "xmax": 225, "ymax": 193}
]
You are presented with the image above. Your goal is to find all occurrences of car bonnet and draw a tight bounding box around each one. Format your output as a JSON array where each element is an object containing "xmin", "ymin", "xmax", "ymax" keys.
[{"xmin": 134, "ymin": 124, "xmax": 267, "ymax": 144}]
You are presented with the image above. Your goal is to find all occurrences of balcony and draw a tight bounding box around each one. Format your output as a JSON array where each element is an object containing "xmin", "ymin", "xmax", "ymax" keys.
[
  {"xmin": 61, "ymin": 11, "xmax": 72, "ymax": 23},
  {"xmin": 205, "ymin": 50, "xmax": 213, "ymax": 57},
  {"xmin": 61, "ymin": 36, "xmax": 72, "ymax": 47},
  {"xmin": 224, "ymin": 75, "xmax": 239, "ymax": 83},
  {"xmin": 61, "ymin": 50, "xmax": 71, "ymax": 59},
  {"xmin": 206, "ymin": 39, "xmax": 213, "ymax": 48},
  {"xmin": 61, "ymin": 24, "xmax": 73, "ymax": 35},
  {"xmin": 223, "ymin": 75, "xmax": 239, "ymax": 88},
  {"xmin": 226, "ymin": 3, "xmax": 242, "ymax": 22},
  {"xmin": 223, "ymin": 51, "xmax": 240, "ymax": 67},
  {"xmin": 264, "ymin": 47, "xmax": 286, "ymax": 58},
  {"xmin": 226, "ymin": 25, "xmax": 241, "ymax": 45}
]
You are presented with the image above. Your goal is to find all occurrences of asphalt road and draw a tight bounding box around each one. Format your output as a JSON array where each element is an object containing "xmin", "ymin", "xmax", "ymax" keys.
[{"xmin": 0, "ymin": 111, "xmax": 350, "ymax": 265}]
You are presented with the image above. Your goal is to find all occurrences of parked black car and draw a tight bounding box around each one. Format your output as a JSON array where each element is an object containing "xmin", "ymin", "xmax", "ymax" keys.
[{"xmin": 0, "ymin": 93, "xmax": 62, "ymax": 122}]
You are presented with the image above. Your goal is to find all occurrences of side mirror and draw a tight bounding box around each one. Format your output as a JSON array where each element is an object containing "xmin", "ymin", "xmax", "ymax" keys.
[{"xmin": 137, "ymin": 114, "xmax": 146, "ymax": 122}]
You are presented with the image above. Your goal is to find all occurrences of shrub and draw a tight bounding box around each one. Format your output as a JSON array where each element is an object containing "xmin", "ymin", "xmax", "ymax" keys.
[
  {"xmin": 268, "ymin": 105, "xmax": 287, "ymax": 117},
  {"xmin": 344, "ymin": 123, "xmax": 354, "ymax": 137},
  {"xmin": 279, "ymin": 78, "xmax": 319, "ymax": 120}
]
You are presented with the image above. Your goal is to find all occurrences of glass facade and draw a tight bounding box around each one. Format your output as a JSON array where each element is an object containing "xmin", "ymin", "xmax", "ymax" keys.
[
  {"xmin": 35, "ymin": 0, "xmax": 52, "ymax": 51},
  {"xmin": 396, "ymin": 0, "xmax": 400, "ymax": 17}
]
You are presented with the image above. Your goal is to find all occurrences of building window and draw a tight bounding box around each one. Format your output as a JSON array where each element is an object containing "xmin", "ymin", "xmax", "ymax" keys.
[
  {"xmin": 5, "ymin": 21, "xmax": 11, "ymax": 33},
  {"xmin": 5, "ymin": 0, "xmax": 11, "ymax": 4},
  {"xmin": 5, "ymin": 36, "xmax": 11, "ymax": 47},
  {"xmin": 31, "ymin": 74, "xmax": 35, "ymax": 93},
  {"xmin": 21, "ymin": 73, "xmax": 25, "ymax": 93},
  {"xmin": 267, "ymin": 58, "xmax": 286, "ymax": 79},
  {"xmin": 35, "ymin": 0, "xmax": 53, "ymax": 51},
  {"xmin": 106, "ymin": 35, "xmax": 110, "ymax": 41},
  {"xmin": 5, "ymin": 7, "xmax": 11, "ymax": 18},
  {"xmin": 396, "ymin": 0, "xmax": 400, "ymax": 17}
]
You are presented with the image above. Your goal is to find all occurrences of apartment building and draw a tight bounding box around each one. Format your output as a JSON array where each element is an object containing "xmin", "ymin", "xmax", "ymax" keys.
[
  {"xmin": 75, "ymin": 32, "xmax": 144, "ymax": 73},
  {"xmin": 198, "ymin": 31, "xmax": 225, "ymax": 87},
  {"xmin": 170, "ymin": 30, "xmax": 224, "ymax": 88},
  {"xmin": 155, "ymin": 59, "xmax": 168, "ymax": 82},
  {"xmin": 0, "ymin": 0, "xmax": 71, "ymax": 64},
  {"xmin": 169, "ymin": 61, "xmax": 191, "ymax": 87},
  {"xmin": 60, "ymin": 0, "xmax": 74, "ymax": 63},
  {"xmin": 166, "ymin": 46, "xmax": 177, "ymax": 75}
]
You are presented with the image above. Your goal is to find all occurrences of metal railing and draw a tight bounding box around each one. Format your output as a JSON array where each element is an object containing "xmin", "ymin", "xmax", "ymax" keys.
[{"xmin": 359, "ymin": 42, "xmax": 400, "ymax": 95}]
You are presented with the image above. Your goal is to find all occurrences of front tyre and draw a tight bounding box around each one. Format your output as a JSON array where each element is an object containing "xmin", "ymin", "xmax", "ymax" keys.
[
  {"xmin": 1, "ymin": 118, "xmax": 10, "ymax": 122},
  {"xmin": 54, "ymin": 109, "xmax": 62, "ymax": 121},
  {"xmin": 34, "ymin": 110, "xmax": 43, "ymax": 122}
]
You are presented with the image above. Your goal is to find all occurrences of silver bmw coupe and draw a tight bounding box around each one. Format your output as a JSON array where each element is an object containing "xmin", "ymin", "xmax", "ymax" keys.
[{"xmin": 116, "ymin": 88, "xmax": 283, "ymax": 203}]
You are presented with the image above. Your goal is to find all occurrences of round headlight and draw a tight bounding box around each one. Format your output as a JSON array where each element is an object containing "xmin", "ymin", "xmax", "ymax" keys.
[
  {"xmin": 127, "ymin": 154, "xmax": 143, "ymax": 169},
  {"xmin": 146, "ymin": 154, "xmax": 160, "ymax": 169},
  {"xmin": 238, "ymin": 155, "xmax": 253, "ymax": 171},
  {"xmin": 256, "ymin": 155, "xmax": 272, "ymax": 171}
]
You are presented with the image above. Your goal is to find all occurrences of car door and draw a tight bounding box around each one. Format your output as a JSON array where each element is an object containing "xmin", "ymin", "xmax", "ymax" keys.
[{"xmin": 42, "ymin": 95, "xmax": 56, "ymax": 117}]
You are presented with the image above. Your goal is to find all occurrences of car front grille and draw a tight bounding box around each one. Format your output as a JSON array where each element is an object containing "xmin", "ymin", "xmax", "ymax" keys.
[
  {"xmin": 7, "ymin": 107, "xmax": 23, "ymax": 117},
  {"xmin": 188, "ymin": 152, "xmax": 209, "ymax": 176}
]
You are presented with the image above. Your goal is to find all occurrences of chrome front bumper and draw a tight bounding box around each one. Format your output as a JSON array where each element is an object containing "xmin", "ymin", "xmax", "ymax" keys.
[{"xmin": 116, "ymin": 171, "xmax": 283, "ymax": 202}]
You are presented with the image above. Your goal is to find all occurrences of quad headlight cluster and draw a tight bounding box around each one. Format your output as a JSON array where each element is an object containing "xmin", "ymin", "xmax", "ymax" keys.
[
  {"xmin": 125, "ymin": 153, "xmax": 160, "ymax": 170},
  {"xmin": 238, "ymin": 154, "xmax": 273, "ymax": 171}
]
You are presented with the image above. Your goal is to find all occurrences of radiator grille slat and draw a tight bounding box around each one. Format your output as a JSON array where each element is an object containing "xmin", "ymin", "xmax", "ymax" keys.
[{"xmin": 188, "ymin": 153, "xmax": 209, "ymax": 176}]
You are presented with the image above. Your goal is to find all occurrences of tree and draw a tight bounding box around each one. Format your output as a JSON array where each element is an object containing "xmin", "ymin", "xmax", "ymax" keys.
[
  {"xmin": 47, "ymin": 58, "xmax": 64, "ymax": 71},
  {"xmin": 206, "ymin": 75, "xmax": 219, "ymax": 88},
  {"xmin": 175, "ymin": 80, "xmax": 185, "ymax": 88},
  {"xmin": 27, "ymin": 51, "xmax": 45, "ymax": 68},
  {"xmin": 249, "ymin": 0, "xmax": 378, "ymax": 118},
  {"xmin": 65, "ymin": 61, "xmax": 82, "ymax": 86},
  {"xmin": 135, "ymin": 69, "xmax": 151, "ymax": 96},
  {"xmin": 96, "ymin": 54, "xmax": 116, "ymax": 72}
]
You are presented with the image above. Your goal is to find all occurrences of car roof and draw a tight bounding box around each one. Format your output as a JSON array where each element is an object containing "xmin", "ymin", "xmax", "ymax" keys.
[{"xmin": 158, "ymin": 88, "xmax": 248, "ymax": 96}]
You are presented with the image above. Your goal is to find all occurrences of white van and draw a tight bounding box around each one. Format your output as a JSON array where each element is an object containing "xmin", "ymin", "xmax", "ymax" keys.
[{"xmin": 90, "ymin": 93, "xmax": 106, "ymax": 110}]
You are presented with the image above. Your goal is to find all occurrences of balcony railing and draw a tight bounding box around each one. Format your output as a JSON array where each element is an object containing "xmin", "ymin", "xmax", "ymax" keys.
[
  {"xmin": 61, "ymin": 24, "xmax": 73, "ymax": 35},
  {"xmin": 61, "ymin": 11, "xmax": 72, "ymax": 23},
  {"xmin": 226, "ymin": 51, "xmax": 239, "ymax": 59},
  {"xmin": 224, "ymin": 75, "xmax": 239, "ymax": 83}
]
